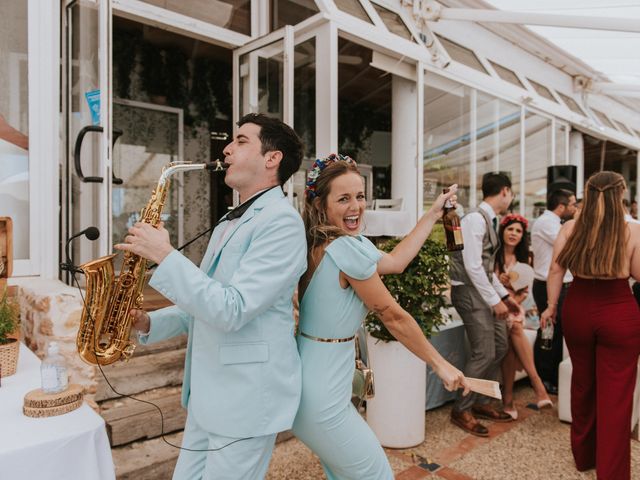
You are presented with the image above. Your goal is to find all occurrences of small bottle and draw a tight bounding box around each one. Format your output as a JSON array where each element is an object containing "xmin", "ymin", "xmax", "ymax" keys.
[
  {"xmin": 41, "ymin": 342, "xmax": 69, "ymax": 394},
  {"xmin": 540, "ymin": 321, "xmax": 554, "ymax": 351},
  {"xmin": 442, "ymin": 188, "xmax": 464, "ymax": 251}
]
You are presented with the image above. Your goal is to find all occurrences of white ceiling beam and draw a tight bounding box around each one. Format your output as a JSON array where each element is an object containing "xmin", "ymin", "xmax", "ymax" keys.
[
  {"xmin": 422, "ymin": 2, "xmax": 640, "ymax": 34},
  {"xmin": 591, "ymin": 82, "xmax": 640, "ymax": 94}
]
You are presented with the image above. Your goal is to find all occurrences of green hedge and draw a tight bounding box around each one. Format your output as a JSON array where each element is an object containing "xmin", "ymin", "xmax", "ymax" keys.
[{"xmin": 365, "ymin": 238, "xmax": 449, "ymax": 342}]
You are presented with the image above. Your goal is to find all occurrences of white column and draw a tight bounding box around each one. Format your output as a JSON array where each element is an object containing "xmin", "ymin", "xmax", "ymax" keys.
[
  {"xmin": 569, "ymin": 131, "xmax": 584, "ymax": 198},
  {"xmin": 469, "ymin": 89, "xmax": 477, "ymax": 209},
  {"xmin": 30, "ymin": 0, "xmax": 60, "ymax": 278},
  {"xmin": 315, "ymin": 22, "xmax": 337, "ymax": 157},
  {"xmin": 392, "ymin": 75, "xmax": 418, "ymax": 224},
  {"xmin": 636, "ymin": 151, "xmax": 640, "ymax": 204},
  {"xmin": 622, "ymin": 160, "xmax": 631, "ymax": 201}
]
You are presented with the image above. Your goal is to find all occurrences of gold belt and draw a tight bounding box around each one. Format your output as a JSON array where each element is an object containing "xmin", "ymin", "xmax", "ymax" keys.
[{"xmin": 299, "ymin": 331, "xmax": 355, "ymax": 343}]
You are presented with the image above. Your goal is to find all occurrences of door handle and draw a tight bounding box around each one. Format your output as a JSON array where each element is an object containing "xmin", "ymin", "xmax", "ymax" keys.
[
  {"xmin": 111, "ymin": 128, "xmax": 124, "ymax": 185},
  {"xmin": 73, "ymin": 125, "xmax": 124, "ymax": 184}
]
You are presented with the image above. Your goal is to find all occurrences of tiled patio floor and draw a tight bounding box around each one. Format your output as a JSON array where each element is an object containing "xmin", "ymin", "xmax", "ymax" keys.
[{"xmin": 266, "ymin": 383, "xmax": 640, "ymax": 479}]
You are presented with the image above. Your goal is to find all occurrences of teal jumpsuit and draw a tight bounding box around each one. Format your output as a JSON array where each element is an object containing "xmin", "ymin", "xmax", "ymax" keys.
[{"xmin": 292, "ymin": 235, "xmax": 394, "ymax": 479}]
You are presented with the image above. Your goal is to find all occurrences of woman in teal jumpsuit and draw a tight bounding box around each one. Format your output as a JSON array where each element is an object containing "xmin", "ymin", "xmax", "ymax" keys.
[{"xmin": 293, "ymin": 154, "xmax": 468, "ymax": 479}]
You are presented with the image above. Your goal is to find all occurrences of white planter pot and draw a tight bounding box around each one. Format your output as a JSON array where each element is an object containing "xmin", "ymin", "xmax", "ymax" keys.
[{"xmin": 365, "ymin": 333, "xmax": 426, "ymax": 448}]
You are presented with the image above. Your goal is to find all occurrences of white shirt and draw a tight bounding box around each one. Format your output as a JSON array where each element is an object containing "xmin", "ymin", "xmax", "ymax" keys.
[
  {"xmin": 451, "ymin": 201, "xmax": 509, "ymax": 307},
  {"xmin": 625, "ymin": 213, "xmax": 640, "ymax": 225},
  {"xmin": 531, "ymin": 210, "xmax": 573, "ymax": 283}
]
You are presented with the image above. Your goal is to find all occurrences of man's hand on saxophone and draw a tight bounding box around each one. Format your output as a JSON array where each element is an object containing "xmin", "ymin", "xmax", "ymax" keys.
[
  {"xmin": 129, "ymin": 309, "xmax": 151, "ymax": 334},
  {"xmin": 114, "ymin": 221, "xmax": 175, "ymax": 264}
]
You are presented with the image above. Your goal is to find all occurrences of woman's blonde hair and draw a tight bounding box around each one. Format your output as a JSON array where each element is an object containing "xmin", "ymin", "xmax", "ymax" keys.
[
  {"xmin": 302, "ymin": 159, "xmax": 361, "ymax": 258},
  {"xmin": 556, "ymin": 171, "xmax": 627, "ymax": 277}
]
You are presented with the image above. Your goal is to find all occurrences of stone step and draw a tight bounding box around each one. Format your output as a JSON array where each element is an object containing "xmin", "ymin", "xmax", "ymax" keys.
[
  {"xmin": 112, "ymin": 430, "xmax": 295, "ymax": 480},
  {"xmin": 95, "ymin": 347, "xmax": 185, "ymax": 401},
  {"xmin": 100, "ymin": 386, "xmax": 186, "ymax": 447},
  {"xmin": 113, "ymin": 431, "xmax": 182, "ymax": 480}
]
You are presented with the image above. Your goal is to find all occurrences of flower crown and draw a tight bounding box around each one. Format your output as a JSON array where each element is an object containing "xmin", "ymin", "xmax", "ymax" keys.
[
  {"xmin": 500, "ymin": 213, "xmax": 529, "ymax": 230},
  {"xmin": 305, "ymin": 153, "xmax": 357, "ymax": 199}
]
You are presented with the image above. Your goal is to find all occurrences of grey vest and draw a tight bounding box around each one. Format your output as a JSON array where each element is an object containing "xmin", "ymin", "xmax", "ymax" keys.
[{"xmin": 449, "ymin": 208, "xmax": 499, "ymax": 285}]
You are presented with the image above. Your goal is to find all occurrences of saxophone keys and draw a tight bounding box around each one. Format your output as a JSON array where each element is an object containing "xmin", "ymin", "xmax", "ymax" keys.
[{"xmin": 121, "ymin": 343, "xmax": 136, "ymax": 361}]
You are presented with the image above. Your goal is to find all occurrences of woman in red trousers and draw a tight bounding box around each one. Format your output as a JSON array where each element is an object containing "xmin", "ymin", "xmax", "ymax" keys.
[{"xmin": 541, "ymin": 171, "xmax": 640, "ymax": 480}]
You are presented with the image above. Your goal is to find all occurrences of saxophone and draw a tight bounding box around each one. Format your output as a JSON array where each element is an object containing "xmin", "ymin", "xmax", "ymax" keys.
[{"xmin": 76, "ymin": 160, "xmax": 227, "ymax": 365}]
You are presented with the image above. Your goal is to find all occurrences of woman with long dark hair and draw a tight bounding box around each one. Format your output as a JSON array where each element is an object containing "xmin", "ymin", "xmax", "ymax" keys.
[
  {"xmin": 292, "ymin": 154, "xmax": 466, "ymax": 479},
  {"xmin": 494, "ymin": 214, "xmax": 551, "ymax": 419},
  {"xmin": 541, "ymin": 171, "xmax": 640, "ymax": 480}
]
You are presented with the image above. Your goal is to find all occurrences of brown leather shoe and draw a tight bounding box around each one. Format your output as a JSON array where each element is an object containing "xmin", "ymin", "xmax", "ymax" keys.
[
  {"xmin": 472, "ymin": 403, "xmax": 514, "ymax": 423},
  {"xmin": 450, "ymin": 409, "xmax": 489, "ymax": 437}
]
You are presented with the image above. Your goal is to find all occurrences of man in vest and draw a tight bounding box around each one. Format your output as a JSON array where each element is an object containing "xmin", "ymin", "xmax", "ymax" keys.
[{"xmin": 449, "ymin": 172, "xmax": 520, "ymax": 436}]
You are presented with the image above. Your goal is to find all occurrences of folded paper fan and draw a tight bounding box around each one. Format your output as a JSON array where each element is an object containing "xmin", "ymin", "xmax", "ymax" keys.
[{"xmin": 508, "ymin": 262, "xmax": 534, "ymax": 291}]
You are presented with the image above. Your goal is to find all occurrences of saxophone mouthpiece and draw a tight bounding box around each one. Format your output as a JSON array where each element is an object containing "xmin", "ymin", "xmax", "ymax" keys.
[{"xmin": 207, "ymin": 159, "xmax": 229, "ymax": 172}]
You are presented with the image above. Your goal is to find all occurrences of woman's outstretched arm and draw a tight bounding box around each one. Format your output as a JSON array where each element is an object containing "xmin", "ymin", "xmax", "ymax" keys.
[
  {"xmin": 376, "ymin": 186, "xmax": 457, "ymax": 275},
  {"xmin": 346, "ymin": 271, "xmax": 468, "ymax": 393}
]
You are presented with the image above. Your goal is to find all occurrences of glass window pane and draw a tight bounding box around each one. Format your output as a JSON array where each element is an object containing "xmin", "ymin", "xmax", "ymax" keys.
[
  {"xmin": 557, "ymin": 92, "xmax": 586, "ymax": 116},
  {"xmin": 239, "ymin": 40, "xmax": 285, "ymax": 120},
  {"xmin": 527, "ymin": 79, "xmax": 558, "ymax": 103},
  {"xmin": 525, "ymin": 112, "xmax": 552, "ymax": 220},
  {"xmin": 112, "ymin": 102, "xmax": 180, "ymax": 270},
  {"xmin": 436, "ymin": 35, "xmax": 488, "ymax": 74},
  {"xmin": 271, "ymin": 0, "xmax": 319, "ymax": 31},
  {"xmin": 0, "ymin": 0, "xmax": 29, "ymax": 260},
  {"xmin": 290, "ymin": 38, "xmax": 317, "ymax": 212},
  {"xmin": 423, "ymin": 75, "xmax": 472, "ymax": 212},
  {"xmin": 338, "ymin": 38, "xmax": 391, "ymax": 204},
  {"xmin": 592, "ymin": 109, "xmax": 616, "ymax": 130},
  {"xmin": 489, "ymin": 61, "xmax": 525, "ymax": 89},
  {"xmin": 294, "ymin": 39, "xmax": 316, "ymax": 157},
  {"xmin": 334, "ymin": 0, "xmax": 373, "ymax": 24},
  {"xmin": 140, "ymin": 0, "xmax": 251, "ymax": 35},
  {"xmin": 475, "ymin": 92, "xmax": 521, "ymax": 207},
  {"xmin": 370, "ymin": 2, "xmax": 413, "ymax": 41}
]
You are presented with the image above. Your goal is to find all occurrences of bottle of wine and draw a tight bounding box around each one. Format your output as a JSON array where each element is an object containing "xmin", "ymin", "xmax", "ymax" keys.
[{"xmin": 443, "ymin": 188, "xmax": 464, "ymax": 251}]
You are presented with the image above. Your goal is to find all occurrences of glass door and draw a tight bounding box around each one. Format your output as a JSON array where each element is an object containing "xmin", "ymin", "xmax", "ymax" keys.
[
  {"xmin": 62, "ymin": 0, "xmax": 112, "ymax": 278},
  {"xmin": 233, "ymin": 26, "xmax": 295, "ymax": 204}
]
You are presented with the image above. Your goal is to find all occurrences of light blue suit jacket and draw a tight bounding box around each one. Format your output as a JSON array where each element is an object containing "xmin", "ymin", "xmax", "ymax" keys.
[{"xmin": 140, "ymin": 187, "xmax": 306, "ymax": 438}]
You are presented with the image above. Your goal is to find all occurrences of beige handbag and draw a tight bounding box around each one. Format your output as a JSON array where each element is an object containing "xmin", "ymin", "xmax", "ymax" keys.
[{"xmin": 352, "ymin": 328, "xmax": 375, "ymax": 401}]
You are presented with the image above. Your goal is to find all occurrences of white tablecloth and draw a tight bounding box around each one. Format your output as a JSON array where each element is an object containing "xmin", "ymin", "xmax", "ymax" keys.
[
  {"xmin": 362, "ymin": 210, "xmax": 413, "ymax": 237},
  {"xmin": 0, "ymin": 343, "xmax": 115, "ymax": 480}
]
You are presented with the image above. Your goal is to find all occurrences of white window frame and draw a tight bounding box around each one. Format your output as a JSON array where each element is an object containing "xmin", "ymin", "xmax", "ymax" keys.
[{"xmin": 11, "ymin": 0, "xmax": 60, "ymax": 277}]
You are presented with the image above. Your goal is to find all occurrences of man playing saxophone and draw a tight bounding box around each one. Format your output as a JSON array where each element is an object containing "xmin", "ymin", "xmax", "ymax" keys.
[{"xmin": 115, "ymin": 113, "xmax": 306, "ymax": 480}]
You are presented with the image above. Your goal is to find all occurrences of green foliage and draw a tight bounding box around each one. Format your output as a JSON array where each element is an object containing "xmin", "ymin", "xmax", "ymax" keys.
[
  {"xmin": 365, "ymin": 238, "xmax": 449, "ymax": 342},
  {"xmin": 0, "ymin": 287, "xmax": 19, "ymax": 345}
]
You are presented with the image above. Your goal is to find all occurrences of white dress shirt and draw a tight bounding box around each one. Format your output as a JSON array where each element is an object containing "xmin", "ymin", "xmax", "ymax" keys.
[
  {"xmin": 451, "ymin": 201, "xmax": 508, "ymax": 307},
  {"xmin": 625, "ymin": 213, "xmax": 640, "ymax": 225},
  {"xmin": 531, "ymin": 210, "xmax": 573, "ymax": 283}
]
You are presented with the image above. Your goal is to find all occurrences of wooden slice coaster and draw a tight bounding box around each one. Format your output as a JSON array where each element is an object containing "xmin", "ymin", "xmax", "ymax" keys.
[
  {"xmin": 23, "ymin": 397, "xmax": 84, "ymax": 418},
  {"xmin": 23, "ymin": 384, "xmax": 84, "ymax": 409}
]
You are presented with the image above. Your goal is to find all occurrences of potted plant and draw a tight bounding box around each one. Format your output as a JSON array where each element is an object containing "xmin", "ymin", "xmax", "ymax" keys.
[
  {"xmin": 364, "ymin": 238, "xmax": 449, "ymax": 447},
  {"xmin": 0, "ymin": 286, "xmax": 20, "ymax": 377}
]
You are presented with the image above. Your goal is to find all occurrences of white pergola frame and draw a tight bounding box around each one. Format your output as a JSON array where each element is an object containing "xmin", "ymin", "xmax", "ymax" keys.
[{"xmin": 15, "ymin": 0, "xmax": 640, "ymax": 278}]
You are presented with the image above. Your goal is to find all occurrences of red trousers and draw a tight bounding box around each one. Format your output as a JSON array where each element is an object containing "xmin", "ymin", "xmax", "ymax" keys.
[{"xmin": 563, "ymin": 278, "xmax": 640, "ymax": 480}]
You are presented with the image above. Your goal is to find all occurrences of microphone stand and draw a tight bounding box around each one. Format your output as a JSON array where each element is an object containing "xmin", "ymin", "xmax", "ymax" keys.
[{"xmin": 61, "ymin": 227, "xmax": 100, "ymax": 283}]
